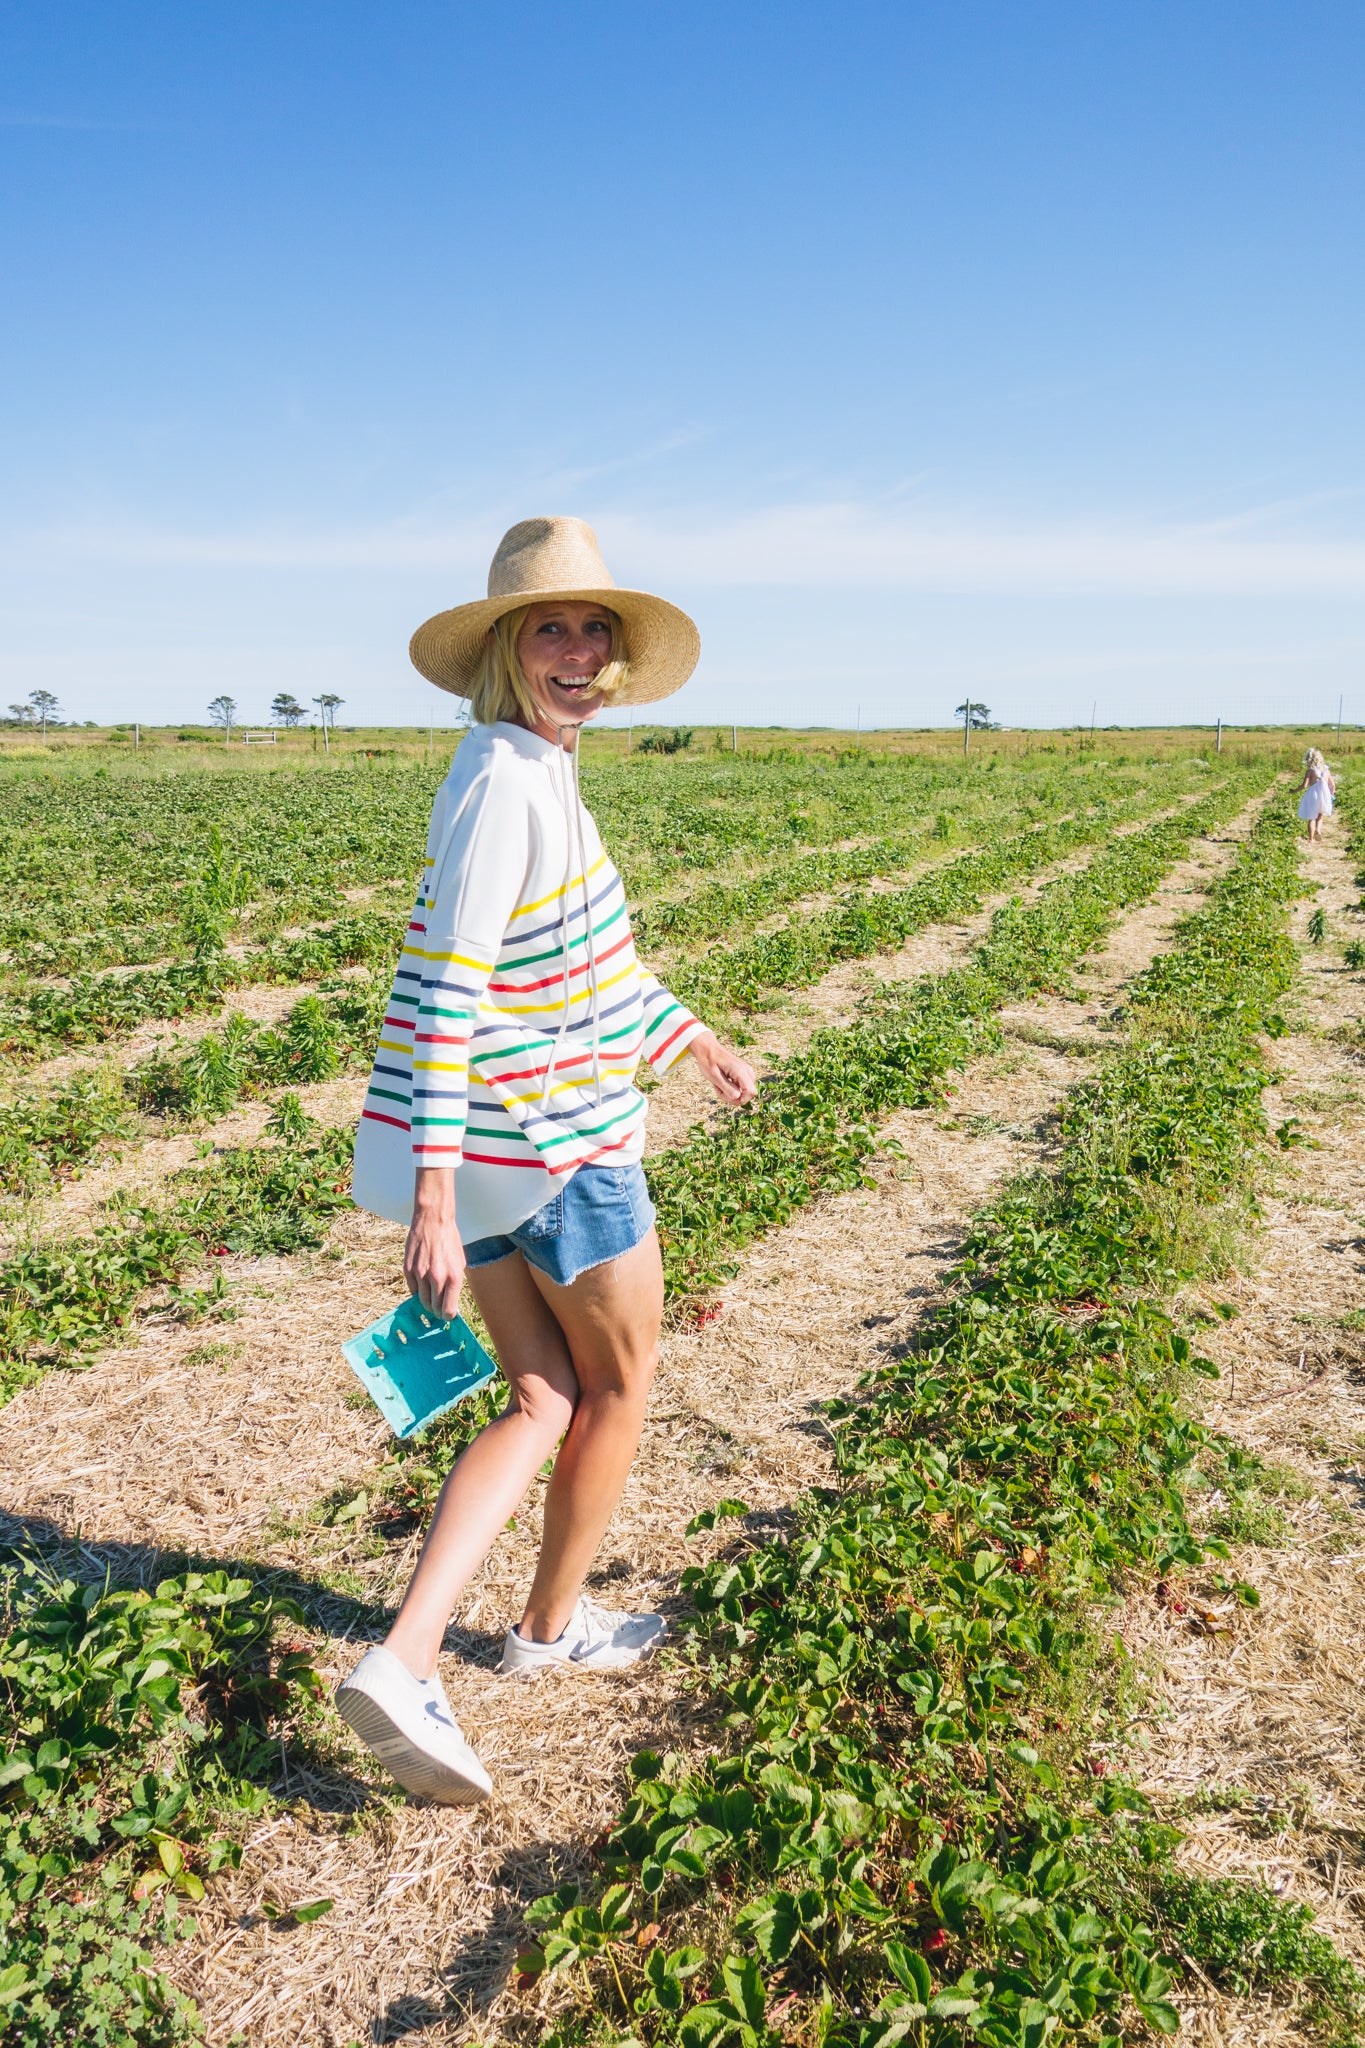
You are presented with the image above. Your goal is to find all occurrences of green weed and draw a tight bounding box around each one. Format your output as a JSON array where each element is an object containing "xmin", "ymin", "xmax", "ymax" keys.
[
  {"xmin": 1157, "ymin": 1873, "xmax": 1364, "ymax": 2033},
  {"xmin": 1205, "ymin": 1491, "xmax": 1293, "ymax": 1548}
]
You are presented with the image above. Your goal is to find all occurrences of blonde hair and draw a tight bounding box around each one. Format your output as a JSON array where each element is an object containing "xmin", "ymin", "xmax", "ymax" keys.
[
  {"xmin": 1305, "ymin": 748, "xmax": 1328, "ymax": 774},
  {"xmin": 467, "ymin": 603, "xmax": 630, "ymax": 727}
]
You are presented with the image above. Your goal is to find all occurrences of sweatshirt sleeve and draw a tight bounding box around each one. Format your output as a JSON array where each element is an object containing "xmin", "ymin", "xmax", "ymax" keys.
[
  {"xmin": 637, "ymin": 968, "xmax": 707, "ymax": 1074},
  {"xmin": 411, "ymin": 747, "xmax": 531, "ymax": 1166}
]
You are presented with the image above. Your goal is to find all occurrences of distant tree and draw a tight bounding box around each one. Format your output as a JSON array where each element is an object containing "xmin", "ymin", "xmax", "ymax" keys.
[
  {"xmin": 207, "ymin": 695, "xmax": 237, "ymax": 737},
  {"xmin": 6, "ymin": 702, "xmax": 36, "ymax": 727},
  {"xmin": 29, "ymin": 689, "xmax": 61, "ymax": 737},
  {"xmin": 313, "ymin": 693, "xmax": 344, "ymax": 753},
  {"xmin": 271, "ymin": 692, "xmax": 305, "ymax": 728},
  {"xmin": 954, "ymin": 701, "xmax": 997, "ymax": 732}
]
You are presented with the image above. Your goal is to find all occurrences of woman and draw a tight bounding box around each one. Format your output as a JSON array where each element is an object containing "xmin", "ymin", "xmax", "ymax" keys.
[
  {"xmin": 1298, "ymin": 748, "xmax": 1336, "ymax": 842},
  {"xmin": 336, "ymin": 517, "xmax": 757, "ymax": 1803}
]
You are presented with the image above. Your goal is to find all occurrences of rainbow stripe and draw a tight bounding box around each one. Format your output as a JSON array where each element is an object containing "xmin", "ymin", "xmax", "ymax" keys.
[{"xmin": 360, "ymin": 847, "xmax": 702, "ymax": 1176}]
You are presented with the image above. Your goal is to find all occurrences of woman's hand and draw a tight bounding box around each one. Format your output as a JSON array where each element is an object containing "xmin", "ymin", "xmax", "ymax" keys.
[
  {"xmin": 405, "ymin": 1167, "xmax": 465, "ymax": 1322},
  {"xmin": 689, "ymin": 1030, "xmax": 758, "ymax": 1106}
]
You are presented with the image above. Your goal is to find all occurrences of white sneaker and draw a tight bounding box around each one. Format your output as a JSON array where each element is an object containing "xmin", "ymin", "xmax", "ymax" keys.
[
  {"xmin": 335, "ymin": 1647, "xmax": 492, "ymax": 1804},
  {"xmin": 499, "ymin": 1595, "xmax": 668, "ymax": 1675}
]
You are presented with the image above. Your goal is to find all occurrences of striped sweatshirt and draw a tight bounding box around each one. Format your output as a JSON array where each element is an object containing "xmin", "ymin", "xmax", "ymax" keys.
[{"xmin": 350, "ymin": 720, "xmax": 706, "ymax": 1242}]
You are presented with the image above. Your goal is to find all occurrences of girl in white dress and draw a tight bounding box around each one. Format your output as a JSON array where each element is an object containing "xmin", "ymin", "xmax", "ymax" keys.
[{"xmin": 1297, "ymin": 749, "xmax": 1336, "ymax": 842}]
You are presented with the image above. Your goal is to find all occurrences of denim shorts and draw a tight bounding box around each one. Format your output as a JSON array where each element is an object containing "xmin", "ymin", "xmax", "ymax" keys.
[{"xmin": 463, "ymin": 1163, "xmax": 657, "ymax": 1287}]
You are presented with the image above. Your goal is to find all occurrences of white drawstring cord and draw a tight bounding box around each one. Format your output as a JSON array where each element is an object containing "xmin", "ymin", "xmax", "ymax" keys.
[
  {"xmin": 539, "ymin": 732, "xmax": 576, "ymax": 1108},
  {"xmin": 572, "ymin": 736, "xmax": 604, "ymax": 1107},
  {"xmin": 538, "ymin": 725, "xmax": 604, "ymax": 1112}
]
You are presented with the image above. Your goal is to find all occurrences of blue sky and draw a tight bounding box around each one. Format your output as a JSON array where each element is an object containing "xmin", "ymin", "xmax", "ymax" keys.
[{"xmin": 3, "ymin": 1, "xmax": 1363, "ymax": 731}]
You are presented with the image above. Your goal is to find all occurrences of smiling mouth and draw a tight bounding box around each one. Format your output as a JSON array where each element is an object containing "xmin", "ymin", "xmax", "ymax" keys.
[{"xmin": 548, "ymin": 674, "xmax": 601, "ymax": 695}]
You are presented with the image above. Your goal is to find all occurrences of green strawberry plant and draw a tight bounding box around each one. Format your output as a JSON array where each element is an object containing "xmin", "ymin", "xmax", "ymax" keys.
[
  {"xmin": 520, "ymin": 801, "xmax": 1363, "ymax": 2045},
  {"xmin": 0, "ymin": 1559, "xmax": 321, "ymax": 2046},
  {"xmin": 0, "ymin": 1119, "xmax": 355, "ymax": 1399}
]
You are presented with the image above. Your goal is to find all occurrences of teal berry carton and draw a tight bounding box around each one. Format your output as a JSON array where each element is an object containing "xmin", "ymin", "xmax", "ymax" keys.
[{"xmin": 342, "ymin": 1293, "xmax": 498, "ymax": 1439}]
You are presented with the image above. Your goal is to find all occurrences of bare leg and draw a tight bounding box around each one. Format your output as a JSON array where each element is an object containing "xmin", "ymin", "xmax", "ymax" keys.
[
  {"xmin": 517, "ymin": 1227, "xmax": 664, "ymax": 1643},
  {"xmin": 383, "ymin": 1254, "xmax": 578, "ymax": 1679}
]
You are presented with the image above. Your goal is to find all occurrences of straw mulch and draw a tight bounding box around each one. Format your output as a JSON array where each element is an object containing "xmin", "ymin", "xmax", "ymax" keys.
[{"xmin": 0, "ymin": 801, "xmax": 1265, "ymax": 2044}]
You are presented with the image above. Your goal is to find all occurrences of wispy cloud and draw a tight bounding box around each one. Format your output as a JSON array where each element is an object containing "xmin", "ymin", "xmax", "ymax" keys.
[
  {"xmin": 614, "ymin": 502, "xmax": 1365, "ymax": 597},
  {"xmin": 12, "ymin": 496, "xmax": 1365, "ymax": 596},
  {"xmin": 695, "ymin": 637, "xmax": 1360, "ymax": 691},
  {"xmin": 0, "ymin": 112, "xmax": 146, "ymax": 130},
  {"xmin": 535, "ymin": 430, "xmax": 715, "ymax": 498}
]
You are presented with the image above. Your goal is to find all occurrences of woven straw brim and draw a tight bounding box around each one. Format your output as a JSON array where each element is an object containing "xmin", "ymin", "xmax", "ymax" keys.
[{"xmin": 409, "ymin": 588, "xmax": 700, "ymax": 708}]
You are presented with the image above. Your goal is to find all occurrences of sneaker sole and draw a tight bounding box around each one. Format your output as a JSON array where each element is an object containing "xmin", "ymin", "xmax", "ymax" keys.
[
  {"xmin": 498, "ymin": 1627, "xmax": 668, "ymax": 1677},
  {"xmin": 335, "ymin": 1686, "xmax": 491, "ymax": 1805}
]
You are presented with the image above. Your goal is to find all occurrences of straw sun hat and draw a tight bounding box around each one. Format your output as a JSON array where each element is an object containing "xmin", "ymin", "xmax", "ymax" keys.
[{"xmin": 409, "ymin": 516, "xmax": 700, "ymax": 707}]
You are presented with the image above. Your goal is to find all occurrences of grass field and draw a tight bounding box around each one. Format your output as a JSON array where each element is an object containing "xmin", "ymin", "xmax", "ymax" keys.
[
  {"xmin": 4, "ymin": 718, "xmax": 1362, "ymax": 775},
  {"xmin": 2, "ymin": 727, "xmax": 1364, "ymax": 2048}
]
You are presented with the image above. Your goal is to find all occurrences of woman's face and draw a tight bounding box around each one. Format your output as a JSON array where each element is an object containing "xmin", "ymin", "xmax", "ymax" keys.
[{"xmin": 515, "ymin": 602, "xmax": 614, "ymax": 740}]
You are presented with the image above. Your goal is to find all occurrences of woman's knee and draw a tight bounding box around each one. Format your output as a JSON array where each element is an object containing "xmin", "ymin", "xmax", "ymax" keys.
[
  {"xmin": 577, "ymin": 1342, "xmax": 658, "ymax": 1411},
  {"xmin": 504, "ymin": 1362, "xmax": 578, "ymax": 1440}
]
